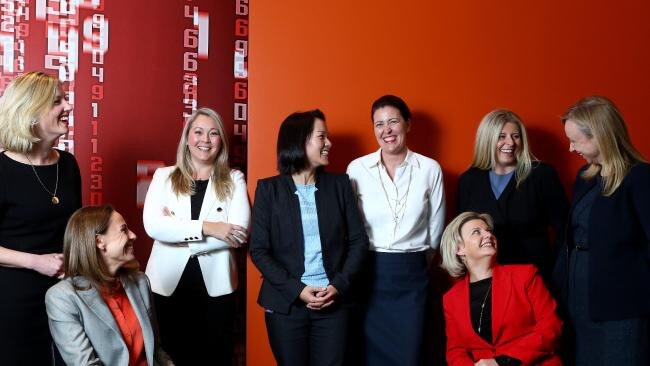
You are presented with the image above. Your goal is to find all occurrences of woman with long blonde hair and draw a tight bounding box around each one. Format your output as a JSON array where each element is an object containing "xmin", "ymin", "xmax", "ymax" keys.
[
  {"xmin": 555, "ymin": 96, "xmax": 649, "ymax": 365},
  {"xmin": 143, "ymin": 107, "xmax": 250, "ymax": 365},
  {"xmin": 457, "ymin": 109, "xmax": 568, "ymax": 282}
]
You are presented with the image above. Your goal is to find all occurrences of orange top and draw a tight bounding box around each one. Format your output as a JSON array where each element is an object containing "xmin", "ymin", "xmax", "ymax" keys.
[{"xmin": 100, "ymin": 281, "xmax": 148, "ymax": 366}]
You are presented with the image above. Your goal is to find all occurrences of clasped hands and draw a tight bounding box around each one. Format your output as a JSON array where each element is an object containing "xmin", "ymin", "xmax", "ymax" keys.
[{"xmin": 300, "ymin": 285, "xmax": 338, "ymax": 310}]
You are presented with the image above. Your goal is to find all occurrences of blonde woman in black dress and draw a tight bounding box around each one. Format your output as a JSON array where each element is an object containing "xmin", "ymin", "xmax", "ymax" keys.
[{"xmin": 0, "ymin": 72, "xmax": 82, "ymax": 364}]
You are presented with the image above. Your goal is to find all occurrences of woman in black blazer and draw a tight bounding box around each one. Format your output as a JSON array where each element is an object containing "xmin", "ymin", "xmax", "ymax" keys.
[
  {"xmin": 250, "ymin": 109, "xmax": 368, "ymax": 366},
  {"xmin": 555, "ymin": 96, "xmax": 649, "ymax": 365},
  {"xmin": 457, "ymin": 109, "xmax": 568, "ymax": 282}
]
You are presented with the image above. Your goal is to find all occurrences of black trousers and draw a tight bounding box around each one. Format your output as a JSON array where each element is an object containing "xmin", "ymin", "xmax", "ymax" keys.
[
  {"xmin": 155, "ymin": 257, "xmax": 235, "ymax": 366},
  {"xmin": 265, "ymin": 302, "xmax": 349, "ymax": 366}
]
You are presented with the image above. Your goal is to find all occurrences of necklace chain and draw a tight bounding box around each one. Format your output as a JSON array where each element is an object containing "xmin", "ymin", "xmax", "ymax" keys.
[
  {"xmin": 477, "ymin": 282, "xmax": 492, "ymax": 334},
  {"xmin": 377, "ymin": 164, "xmax": 412, "ymax": 235},
  {"xmin": 24, "ymin": 153, "xmax": 60, "ymax": 205}
]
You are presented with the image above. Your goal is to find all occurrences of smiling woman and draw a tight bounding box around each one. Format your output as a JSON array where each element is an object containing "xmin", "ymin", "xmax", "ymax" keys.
[
  {"xmin": 440, "ymin": 212, "xmax": 562, "ymax": 366},
  {"xmin": 346, "ymin": 95, "xmax": 446, "ymax": 366},
  {"xmin": 0, "ymin": 71, "xmax": 82, "ymax": 365},
  {"xmin": 45, "ymin": 205, "xmax": 172, "ymax": 366},
  {"xmin": 372, "ymin": 104, "xmax": 410, "ymax": 158},
  {"xmin": 563, "ymin": 119, "xmax": 601, "ymax": 164},
  {"xmin": 187, "ymin": 114, "xmax": 223, "ymax": 166},
  {"xmin": 142, "ymin": 107, "xmax": 250, "ymax": 365},
  {"xmin": 457, "ymin": 109, "xmax": 568, "ymax": 283},
  {"xmin": 249, "ymin": 109, "xmax": 368, "ymax": 366},
  {"xmin": 96, "ymin": 210, "xmax": 138, "ymax": 275},
  {"xmin": 304, "ymin": 118, "xmax": 331, "ymax": 169},
  {"xmin": 555, "ymin": 96, "xmax": 650, "ymax": 365}
]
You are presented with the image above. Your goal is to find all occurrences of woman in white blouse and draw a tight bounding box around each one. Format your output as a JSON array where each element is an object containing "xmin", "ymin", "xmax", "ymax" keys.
[
  {"xmin": 143, "ymin": 108, "xmax": 250, "ymax": 365},
  {"xmin": 346, "ymin": 95, "xmax": 445, "ymax": 366}
]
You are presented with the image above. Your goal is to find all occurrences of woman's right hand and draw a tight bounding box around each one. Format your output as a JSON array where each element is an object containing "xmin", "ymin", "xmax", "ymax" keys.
[
  {"xmin": 30, "ymin": 253, "xmax": 64, "ymax": 278},
  {"xmin": 202, "ymin": 221, "xmax": 248, "ymax": 248}
]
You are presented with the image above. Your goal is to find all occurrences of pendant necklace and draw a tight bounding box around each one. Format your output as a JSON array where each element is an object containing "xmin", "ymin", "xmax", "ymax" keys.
[
  {"xmin": 477, "ymin": 282, "xmax": 492, "ymax": 334},
  {"xmin": 378, "ymin": 164, "xmax": 412, "ymax": 235},
  {"xmin": 24, "ymin": 153, "xmax": 60, "ymax": 205}
]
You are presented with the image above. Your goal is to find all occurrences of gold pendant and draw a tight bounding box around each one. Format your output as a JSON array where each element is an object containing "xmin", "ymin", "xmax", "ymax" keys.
[{"xmin": 52, "ymin": 196, "xmax": 60, "ymax": 205}]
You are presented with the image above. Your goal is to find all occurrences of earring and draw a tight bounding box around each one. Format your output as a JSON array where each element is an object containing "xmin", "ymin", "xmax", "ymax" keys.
[{"xmin": 30, "ymin": 117, "xmax": 38, "ymax": 126}]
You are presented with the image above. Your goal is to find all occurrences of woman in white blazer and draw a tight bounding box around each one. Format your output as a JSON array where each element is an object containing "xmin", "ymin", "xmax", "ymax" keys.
[
  {"xmin": 143, "ymin": 107, "xmax": 250, "ymax": 365},
  {"xmin": 46, "ymin": 205, "xmax": 172, "ymax": 366}
]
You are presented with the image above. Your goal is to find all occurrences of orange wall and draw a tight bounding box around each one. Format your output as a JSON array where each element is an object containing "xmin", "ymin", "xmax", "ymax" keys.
[{"xmin": 247, "ymin": 1, "xmax": 650, "ymax": 364}]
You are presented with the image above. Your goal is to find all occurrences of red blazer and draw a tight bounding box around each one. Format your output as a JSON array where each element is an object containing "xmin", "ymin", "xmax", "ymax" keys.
[{"xmin": 443, "ymin": 264, "xmax": 562, "ymax": 366}]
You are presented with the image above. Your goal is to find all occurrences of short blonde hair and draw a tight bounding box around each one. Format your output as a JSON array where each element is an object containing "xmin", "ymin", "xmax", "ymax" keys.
[
  {"xmin": 64, "ymin": 205, "xmax": 138, "ymax": 291},
  {"xmin": 440, "ymin": 212, "xmax": 494, "ymax": 278},
  {"xmin": 0, "ymin": 72, "xmax": 60, "ymax": 153},
  {"xmin": 470, "ymin": 109, "xmax": 536, "ymax": 187},
  {"xmin": 562, "ymin": 96, "xmax": 645, "ymax": 196},
  {"xmin": 169, "ymin": 107, "xmax": 233, "ymax": 200}
]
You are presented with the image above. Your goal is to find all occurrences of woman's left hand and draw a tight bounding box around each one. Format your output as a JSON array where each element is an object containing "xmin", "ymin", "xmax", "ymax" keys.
[{"xmin": 311, "ymin": 285, "xmax": 338, "ymax": 310}]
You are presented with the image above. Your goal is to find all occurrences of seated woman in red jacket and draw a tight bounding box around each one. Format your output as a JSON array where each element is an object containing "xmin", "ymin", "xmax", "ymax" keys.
[{"xmin": 440, "ymin": 212, "xmax": 562, "ymax": 366}]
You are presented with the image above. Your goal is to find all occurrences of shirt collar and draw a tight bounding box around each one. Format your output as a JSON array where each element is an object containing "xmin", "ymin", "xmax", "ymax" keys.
[{"xmin": 363, "ymin": 148, "xmax": 419, "ymax": 169}]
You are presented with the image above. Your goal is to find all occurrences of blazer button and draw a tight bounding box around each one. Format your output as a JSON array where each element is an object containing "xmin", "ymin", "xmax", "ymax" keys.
[
  {"xmin": 193, "ymin": 236, "xmax": 198, "ymax": 240},
  {"xmin": 217, "ymin": 207, "xmax": 223, "ymax": 212},
  {"xmin": 184, "ymin": 238, "xmax": 189, "ymax": 241}
]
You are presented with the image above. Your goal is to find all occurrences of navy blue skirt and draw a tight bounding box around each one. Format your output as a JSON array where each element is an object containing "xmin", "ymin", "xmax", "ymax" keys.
[{"xmin": 363, "ymin": 251, "xmax": 428, "ymax": 366}]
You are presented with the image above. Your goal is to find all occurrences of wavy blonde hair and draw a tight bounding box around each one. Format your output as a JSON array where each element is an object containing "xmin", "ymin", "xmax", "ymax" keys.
[
  {"xmin": 0, "ymin": 72, "xmax": 60, "ymax": 153},
  {"xmin": 440, "ymin": 212, "xmax": 494, "ymax": 278},
  {"xmin": 169, "ymin": 107, "xmax": 233, "ymax": 200},
  {"xmin": 562, "ymin": 96, "xmax": 645, "ymax": 196},
  {"xmin": 470, "ymin": 109, "xmax": 536, "ymax": 187}
]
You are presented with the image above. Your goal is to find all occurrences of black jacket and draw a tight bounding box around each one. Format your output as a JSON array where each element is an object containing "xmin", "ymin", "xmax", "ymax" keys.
[
  {"xmin": 457, "ymin": 162, "xmax": 569, "ymax": 280},
  {"xmin": 249, "ymin": 172, "xmax": 369, "ymax": 314},
  {"xmin": 553, "ymin": 163, "xmax": 650, "ymax": 321}
]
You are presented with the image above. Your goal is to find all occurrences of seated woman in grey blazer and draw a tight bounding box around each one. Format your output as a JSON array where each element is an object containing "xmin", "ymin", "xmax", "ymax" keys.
[{"xmin": 45, "ymin": 205, "xmax": 173, "ymax": 366}]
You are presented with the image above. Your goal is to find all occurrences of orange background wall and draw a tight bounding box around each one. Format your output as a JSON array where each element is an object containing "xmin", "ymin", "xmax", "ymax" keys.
[{"xmin": 246, "ymin": 1, "xmax": 650, "ymax": 364}]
